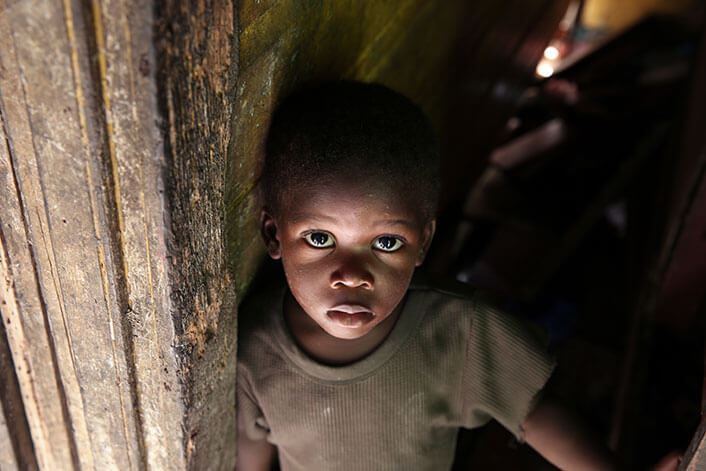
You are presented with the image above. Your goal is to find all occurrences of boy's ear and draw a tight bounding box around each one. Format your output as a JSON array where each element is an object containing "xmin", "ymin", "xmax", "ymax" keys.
[
  {"xmin": 415, "ymin": 219, "xmax": 436, "ymax": 266},
  {"xmin": 260, "ymin": 209, "xmax": 281, "ymax": 259}
]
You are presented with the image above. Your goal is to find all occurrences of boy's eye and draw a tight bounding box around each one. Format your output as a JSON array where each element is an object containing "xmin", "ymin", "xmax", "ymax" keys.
[
  {"xmin": 304, "ymin": 231, "xmax": 334, "ymax": 248},
  {"xmin": 373, "ymin": 236, "xmax": 404, "ymax": 252}
]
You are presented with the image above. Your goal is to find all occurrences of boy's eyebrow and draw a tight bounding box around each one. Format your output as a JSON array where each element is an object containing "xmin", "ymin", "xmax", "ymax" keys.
[
  {"xmin": 290, "ymin": 214, "xmax": 416, "ymax": 229},
  {"xmin": 373, "ymin": 218, "xmax": 415, "ymax": 229},
  {"xmin": 289, "ymin": 213, "xmax": 337, "ymax": 224}
]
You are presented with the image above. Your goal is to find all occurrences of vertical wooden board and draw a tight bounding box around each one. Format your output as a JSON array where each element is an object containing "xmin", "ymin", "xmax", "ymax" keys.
[
  {"xmin": 158, "ymin": 1, "xmax": 238, "ymax": 467},
  {"xmin": 0, "ymin": 119, "xmax": 54, "ymax": 471},
  {"xmin": 0, "ymin": 134, "xmax": 49, "ymax": 471},
  {"xmin": 0, "ymin": 400, "xmax": 19, "ymax": 471},
  {"xmin": 1, "ymin": 0, "xmax": 193, "ymax": 468},
  {"xmin": 1, "ymin": 0, "xmax": 156, "ymax": 468},
  {"xmin": 344, "ymin": 1, "xmax": 460, "ymax": 123},
  {"xmin": 65, "ymin": 0, "xmax": 145, "ymax": 465},
  {"xmin": 7, "ymin": 1, "xmax": 143, "ymax": 468},
  {"xmin": 229, "ymin": 43, "xmax": 284, "ymax": 200},
  {"xmin": 127, "ymin": 19, "xmax": 185, "ymax": 466},
  {"xmin": 681, "ymin": 416, "xmax": 706, "ymax": 471},
  {"xmin": 95, "ymin": 0, "xmax": 184, "ymax": 468},
  {"xmin": 227, "ymin": 191, "xmax": 264, "ymax": 297},
  {"xmin": 181, "ymin": 286, "xmax": 238, "ymax": 471},
  {"xmin": 0, "ymin": 3, "xmax": 82, "ymax": 468},
  {"xmin": 0, "ymin": 294, "xmax": 27, "ymax": 471}
]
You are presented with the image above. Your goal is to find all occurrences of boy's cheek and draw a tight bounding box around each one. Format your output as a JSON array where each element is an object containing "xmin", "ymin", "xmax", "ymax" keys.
[
  {"xmin": 280, "ymin": 244, "xmax": 330, "ymax": 265},
  {"xmin": 377, "ymin": 250, "xmax": 421, "ymax": 271},
  {"xmin": 280, "ymin": 254, "xmax": 328, "ymax": 282}
]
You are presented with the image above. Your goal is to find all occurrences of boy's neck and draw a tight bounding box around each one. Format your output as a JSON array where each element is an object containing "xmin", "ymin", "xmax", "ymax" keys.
[{"xmin": 283, "ymin": 290, "xmax": 405, "ymax": 366}]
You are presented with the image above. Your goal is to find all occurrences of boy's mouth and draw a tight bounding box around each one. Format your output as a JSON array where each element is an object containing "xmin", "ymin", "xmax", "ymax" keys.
[
  {"xmin": 327, "ymin": 304, "xmax": 375, "ymax": 327},
  {"xmin": 329, "ymin": 303, "xmax": 372, "ymax": 314}
]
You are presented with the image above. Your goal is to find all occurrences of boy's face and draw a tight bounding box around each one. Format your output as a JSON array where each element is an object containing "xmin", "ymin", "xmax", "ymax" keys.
[{"xmin": 261, "ymin": 177, "xmax": 435, "ymax": 340}]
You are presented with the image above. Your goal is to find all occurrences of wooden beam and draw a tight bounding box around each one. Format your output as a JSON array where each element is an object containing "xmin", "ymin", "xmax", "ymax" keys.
[{"xmin": 0, "ymin": 0, "xmax": 185, "ymax": 468}]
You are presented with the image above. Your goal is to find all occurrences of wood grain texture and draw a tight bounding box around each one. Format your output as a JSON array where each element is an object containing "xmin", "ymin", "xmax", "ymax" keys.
[
  {"xmin": 0, "ymin": 396, "xmax": 20, "ymax": 471},
  {"xmin": 0, "ymin": 276, "xmax": 34, "ymax": 471},
  {"xmin": 0, "ymin": 2, "xmax": 85, "ymax": 466},
  {"xmin": 682, "ymin": 415, "xmax": 706, "ymax": 471},
  {"xmin": 0, "ymin": 0, "xmax": 184, "ymax": 468},
  {"xmin": 156, "ymin": 1, "xmax": 239, "ymax": 469}
]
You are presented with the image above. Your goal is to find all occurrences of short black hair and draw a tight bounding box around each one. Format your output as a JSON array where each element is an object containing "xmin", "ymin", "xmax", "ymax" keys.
[{"xmin": 261, "ymin": 80, "xmax": 440, "ymax": 220}]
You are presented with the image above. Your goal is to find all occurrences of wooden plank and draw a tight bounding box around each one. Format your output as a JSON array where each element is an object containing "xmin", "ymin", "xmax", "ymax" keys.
[
  {"xmin": 0, "ymin": 2, "xmax": 86, "ymax": 467},
  {"xmin": 159, "ymin": 1, "xmax": 240, "ymax": 468},
  {"xmin": 0, "ymin": 310, "xmax": 28, "ymax": 471},
  {"xmin": 91, "ymin": 0, "xmax": 184, "ymax": 467},
  {"xmin": 681, "ymin": 415, "xmax": 706, "ymax": 471},
  {"xmin": 2, "ymin": 0, "xmax": 152, "ymax": 467},
  {"xmin": 1, "ymin": 0, "xmax": 186, "ymax": 468},
  {"xmin": 0, "ymin": 403, "xmax": 19, "ymax": 471}
]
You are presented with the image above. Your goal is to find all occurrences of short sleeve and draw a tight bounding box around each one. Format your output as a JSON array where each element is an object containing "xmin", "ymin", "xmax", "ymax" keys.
[
  {"xmin": 236, "ymin": 367, "xmax": 270, "ymax": 441},
  {"xmin": 462, "ymin": 293, "xmax": 556, "ymax": 441}
]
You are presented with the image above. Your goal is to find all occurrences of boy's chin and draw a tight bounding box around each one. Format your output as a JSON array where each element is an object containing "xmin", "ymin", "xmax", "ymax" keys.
[
  {"xmin": 320, "ymin": 317, "xmax": 379, "ymax": 340},
  {"xmin": 322, "ymin": 324, "xmax": 376, "ymax": 341},
  {"xmin": 325, "ymin": 309, "xmax": 375, "ymax": 328}
]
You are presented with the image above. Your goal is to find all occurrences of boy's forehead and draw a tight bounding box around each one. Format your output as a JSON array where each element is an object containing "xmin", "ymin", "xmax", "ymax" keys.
[
  {"xmin": 280, "ymin": 175, "xmax": 426, "ymax": 222},
  {"xmin": 337, "ymin": 172, "xmax": 409, "ymax": 194}
]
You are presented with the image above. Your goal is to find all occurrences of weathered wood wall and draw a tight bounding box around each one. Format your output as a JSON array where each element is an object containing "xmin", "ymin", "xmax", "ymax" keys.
[
  {"xmin": 157, "ymin": 1, "xmax": 239, "ymax": 469},
  {"xmin": 0, "ymin": 0, "xmax": 182, "ymax": 469}
]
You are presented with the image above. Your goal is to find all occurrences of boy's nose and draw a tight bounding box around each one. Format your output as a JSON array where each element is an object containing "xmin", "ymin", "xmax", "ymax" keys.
[{"xmin": 329, "ymin": 257, "xmax": 374, "ymax": 289}]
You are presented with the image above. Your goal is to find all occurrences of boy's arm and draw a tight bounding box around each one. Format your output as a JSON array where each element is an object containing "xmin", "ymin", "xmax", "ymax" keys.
[
  {"xmin": 521, "ymin": 397, "xmax": 621, "ymax": 471},
  {"xmin": 236, "ymin": 411, "xmax": 276, "ymax": 471}
]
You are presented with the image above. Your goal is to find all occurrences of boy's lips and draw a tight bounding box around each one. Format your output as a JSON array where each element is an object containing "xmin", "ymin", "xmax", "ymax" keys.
[
  {"xmin": 328, "ymin": 303, "xmax": 372, "ymax": 314},
  {"xmin": 326, "ymin": 304, "xmax": 375, "ymax": 327}
]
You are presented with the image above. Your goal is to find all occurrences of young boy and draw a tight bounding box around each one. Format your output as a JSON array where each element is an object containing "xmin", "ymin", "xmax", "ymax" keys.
[{"xmin": 236, "ymin": 81, "xmax": 622, "ymax": 470}]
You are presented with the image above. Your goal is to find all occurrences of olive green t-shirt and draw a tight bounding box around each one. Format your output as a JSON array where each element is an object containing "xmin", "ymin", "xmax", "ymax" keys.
[{"xmin": 237, "ymin": 281, "xmax": 555, "ymax": 470}]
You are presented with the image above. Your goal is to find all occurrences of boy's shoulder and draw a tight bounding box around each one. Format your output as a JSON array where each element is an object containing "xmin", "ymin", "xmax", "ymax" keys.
[
  {"xmin": 409, "ymin": 271, "xmax": 500, "ymax": 308},
  {"xmin": 410, "ymin": 273, "xmax": 550, "ymax": 347}
]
